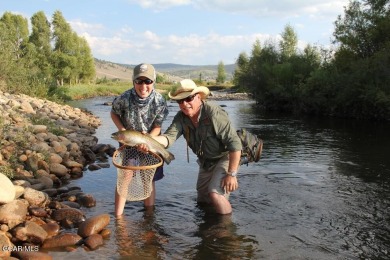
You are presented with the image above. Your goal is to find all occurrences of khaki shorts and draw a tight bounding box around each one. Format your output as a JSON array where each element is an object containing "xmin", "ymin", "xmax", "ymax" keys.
[{"xmin": 196, "ymin": 154, "xmax": 230, "ymax": 203}]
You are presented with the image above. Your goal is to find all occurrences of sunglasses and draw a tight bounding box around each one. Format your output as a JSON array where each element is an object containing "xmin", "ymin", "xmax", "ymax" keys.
[
  {"xmin": 134, "ymin": 78, "xmax": 154, "ymax": 85},
  {"xmin": 176, "ymin": 94, "xmax": 197, "ymax": 104}
]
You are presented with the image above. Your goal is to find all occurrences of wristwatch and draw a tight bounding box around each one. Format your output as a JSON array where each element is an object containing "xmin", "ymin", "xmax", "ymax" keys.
[{"xmin": 227, "ymin": 170, "xmax": 238, "ymax": 177}]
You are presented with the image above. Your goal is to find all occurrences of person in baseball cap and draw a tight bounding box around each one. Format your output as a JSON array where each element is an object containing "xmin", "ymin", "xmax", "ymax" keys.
[{"xmin": 110, "ymin": 63, "xmax": 168, "ymax": 217}]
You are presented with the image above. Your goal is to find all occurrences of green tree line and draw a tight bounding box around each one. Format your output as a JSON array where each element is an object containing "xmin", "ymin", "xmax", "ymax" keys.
[
  {"xmin": 0, "ymin": 10, "xmax": 95, "ymax": 97},
  {"xmin": 233, "ymin": 0, "xmax": 390, "ymax": 120}
]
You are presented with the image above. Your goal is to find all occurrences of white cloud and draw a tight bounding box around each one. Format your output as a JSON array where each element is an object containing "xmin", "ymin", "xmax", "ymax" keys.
[
  {"xmin": 69, "ymin": 20, "xmax": 105, "ymax": 35},
  {"xmin": 128, "ymin": 0, "xmax": 349, "ymax": 19},
  {"xmin": 71, "ymin": 0, "xmax": 350, "ymax": 64},
  {"xmin": 126, "ymin": 0, "xmax": 191, "ymax": 11},
  {"xmin": 82, "ymin": 33, "xmax": 135, "ymax": 56},
  {"xmin": 88, "ymin": 28, "xmax": 275, "ymax": 64}
]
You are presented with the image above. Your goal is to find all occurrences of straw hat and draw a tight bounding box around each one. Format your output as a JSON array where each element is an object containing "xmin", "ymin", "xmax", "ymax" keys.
[{"xmin": 168, "ymin": 79, "xmax": 210, "ymax": 100}]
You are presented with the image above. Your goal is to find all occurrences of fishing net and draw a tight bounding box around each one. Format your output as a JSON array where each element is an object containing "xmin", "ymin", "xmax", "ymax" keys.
[{"xmin": 112, "ymin": 146, "xmax": 163, "ymax": 201}]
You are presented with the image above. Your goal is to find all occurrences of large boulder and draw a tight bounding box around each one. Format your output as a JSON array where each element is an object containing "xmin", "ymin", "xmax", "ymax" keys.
[
  {"xmin": 0, "ymin": 199, "xmax": 29, "ymax": 229},
  {"xmin": 77, "ymin": 214, "xmax": 110, "ymax": 238},
  {"xmin": 0, "ymin": 173, "xmax": 15, "ymax": 204}
]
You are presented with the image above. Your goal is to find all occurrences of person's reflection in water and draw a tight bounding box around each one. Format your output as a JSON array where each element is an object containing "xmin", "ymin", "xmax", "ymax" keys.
[
  {"xmin": 192, "ymin": 205, "xmax": 258, "ymax": 260},
  {"xmin": 115, "ymin": 207, "xmax": 169, "ymax": 259}
]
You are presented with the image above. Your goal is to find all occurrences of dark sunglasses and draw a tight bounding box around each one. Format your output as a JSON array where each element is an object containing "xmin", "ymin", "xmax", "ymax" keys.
[
  {"xmin": 134, "ymin": 78, "xmax": 154, "ymax": 85},
  {"xmin": 176, "ymin": 94, "xmax": 197, "ymax": 104}
]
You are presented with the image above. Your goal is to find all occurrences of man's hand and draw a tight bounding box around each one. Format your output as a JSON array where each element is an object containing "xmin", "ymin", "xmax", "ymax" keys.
[{"xmin": 221, "ymin": 175, "xmax": 238, "ymax": 193}]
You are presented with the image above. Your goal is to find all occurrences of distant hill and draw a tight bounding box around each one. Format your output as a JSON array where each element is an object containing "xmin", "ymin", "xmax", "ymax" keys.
[{"xmin": 95, "ymin": 59, "xmax": 236, "ymax": 83}]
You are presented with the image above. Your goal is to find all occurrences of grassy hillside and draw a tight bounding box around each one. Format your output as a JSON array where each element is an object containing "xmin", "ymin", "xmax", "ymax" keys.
[{"xmin": 95, "ymin": 59, "xmax": 235, "ymax": 83}]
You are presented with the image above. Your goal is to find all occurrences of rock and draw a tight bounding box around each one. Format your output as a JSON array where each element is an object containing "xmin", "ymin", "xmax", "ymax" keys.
[
  {"xmin": 28, "ymin": 206, "xmax": 47, "ymax": 217},
  {"xmin": 41, "ymin": 222, "xmax": 60, "ymax": 238},
  {"xmin": 88, "ymin": 164, "xmax": 101, "ymax": 171},
  {"xmin": 96, "ymin": 163, "xmax": 110, "ymax": 168},
  {"xmin": 31, "ymin": 141, "xmax": 51, "ymax": 152},
  {"xmin": 49, "ymin": 163, "xmax": 68, "ymax": 177},
  {"xmin": 61, "ymin": 201, "xmax": 81, "ymax": 209},
  {"xmin": 30, "ymin": 182, "xmax": 46, "ymax": 191},
  {"xmin": 13, "ymin": 251, "xmax": 53, "ymax": 260},
  {"xmin": 35, "ymin": 160, "xmax": 50, "ymax": 175},
  {"xmin": 36, "ymin": 176, "xmax": 53, "ymax": 190},
  {"xmin": 31, "ymin": 125, "xmax": 47, "ymax": 134},
  {"xmin": 84, "ymin": 233, "xmax": 104, "ymax": 250},
  {"xmin": 100, "ymin": 228, "xmax": 111, "ymax": 239},
  {"xmin": 0, "ymin": 199, "xmax": 29, "ymax": 229},
  {"xmin": 51, "ymin": 208, "xmax": 85, "ymax": 226},
  {"xmin": 20, "ymin": 100, "xmax": 36, "ymax": 114},
  {"xmin": 0, "ymin": 231, "xmax": 13, "ymax": 258},
  {"xmin": 14, "ymin": 185, "xmax": 25, "ymax": 199},
  {"xmin": 12, "ymin": 180, "xmax": 31, "ymax": 188},
  {"xmin": 81, "ymin": 147, "xmax": 96, "ymax": 163},
  {"xmin": 63, "ymin": 160, "xmax": 83, "ymax": 168},
  {"xmin": 77, "ymin": 194, "xmax": 96, "ymax": 208},
  {"xmin": 48, "ymin": 153, "xmax": 63, "ymax": 164},
  {"xmin": 42, "ymin": 188, "xmax": 57, "ymax": 197},
  {"xmin": 12, "ymin": 221, "xmax": 48, "ymax": 244},
  {"xmin": 77, "ymin": 214, "xmax": 110, "ymax": 238},
  {"xmin": 23, "ymin": 187, "xmax": 50, "ymax": 207},
  {"xmin": 41, "ymin": 233, "xmax": 82, "ymax": 249},
  {"xmin": 0, "ymin": 173, "xmax": 15, "ymax": 204}
]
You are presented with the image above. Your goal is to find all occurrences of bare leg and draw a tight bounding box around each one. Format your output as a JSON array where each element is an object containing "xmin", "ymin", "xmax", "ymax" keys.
[
  {"xmin": 143, "ymin": 182, "xmax": 156, "ymax": 207},
  {"xmin": 115, "ymin": 187, "xmax": 127, "ymax": 217},
  {"xmin": 115, "ymin": 169, "xmax": 133, "ymax": 217},
  {"xmin": 209, "ymin": 192, "xmax": 232, "ymax": 214}
]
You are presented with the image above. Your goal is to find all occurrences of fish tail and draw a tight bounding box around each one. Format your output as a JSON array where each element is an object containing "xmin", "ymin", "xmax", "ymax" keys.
[{"xmin": 162, "ymin": 151, "xmax": 175, "ymax": 165}]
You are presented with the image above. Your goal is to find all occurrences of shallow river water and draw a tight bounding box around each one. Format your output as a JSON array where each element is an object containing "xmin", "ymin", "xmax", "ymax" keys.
[{"xmin": 49, "ymin": 97, "xmax": 390, "ymax": 259}]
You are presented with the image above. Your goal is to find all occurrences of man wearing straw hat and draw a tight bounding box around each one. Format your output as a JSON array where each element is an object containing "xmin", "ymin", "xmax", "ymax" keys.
[
  {"xmin": 141, "ymin": 79, "xmax": 242, "ymax": 214},
  {"xmin": 111, "ymin": 63, "xmax": 169, "ymax": 217}
]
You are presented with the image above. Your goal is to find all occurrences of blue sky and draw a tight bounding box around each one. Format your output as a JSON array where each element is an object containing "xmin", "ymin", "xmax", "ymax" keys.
[{"xmin": 1, "ymin": 0, "xmax": 349, "ymax": 65}]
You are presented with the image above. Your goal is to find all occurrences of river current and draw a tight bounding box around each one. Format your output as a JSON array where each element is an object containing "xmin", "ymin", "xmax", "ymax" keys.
[{"xmin": 48, "ymin": 97, "xmax": 390, "ymax": 259}]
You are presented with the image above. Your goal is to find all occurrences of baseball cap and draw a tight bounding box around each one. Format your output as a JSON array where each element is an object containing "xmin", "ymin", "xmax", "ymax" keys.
[{"xmin": 133, "ymin": 63, "xmax": 156, "ymax": 81}]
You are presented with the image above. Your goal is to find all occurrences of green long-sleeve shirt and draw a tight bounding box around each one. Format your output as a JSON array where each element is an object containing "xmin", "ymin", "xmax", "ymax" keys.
[{"xmin": 163, "ymin": 101, "xmax": 242, "ymax": 169}]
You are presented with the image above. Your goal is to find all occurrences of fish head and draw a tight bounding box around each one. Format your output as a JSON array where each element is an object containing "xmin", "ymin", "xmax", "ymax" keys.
[{"xmin": 111, "ymin": 131, "xmax": 125, "ymax": 142}]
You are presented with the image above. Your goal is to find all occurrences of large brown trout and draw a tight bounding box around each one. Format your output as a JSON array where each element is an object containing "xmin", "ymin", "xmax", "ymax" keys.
[{"xmin": 111, "ymin": 130, "xmax": 175, "ymax": 164}]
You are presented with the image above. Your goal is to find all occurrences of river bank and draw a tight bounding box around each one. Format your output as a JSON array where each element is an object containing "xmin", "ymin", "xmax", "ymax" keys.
[{"xmin": 0, "ymin": 91, "xmax": 116, "ymax": 259}]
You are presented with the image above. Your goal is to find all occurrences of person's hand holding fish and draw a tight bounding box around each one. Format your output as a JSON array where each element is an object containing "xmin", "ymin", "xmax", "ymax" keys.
[{"xmin": 111, "ymin": 130, "xmax": 175, "ymax": 164}]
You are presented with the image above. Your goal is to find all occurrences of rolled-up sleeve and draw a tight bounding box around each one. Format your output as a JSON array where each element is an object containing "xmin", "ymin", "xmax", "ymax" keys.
[
  {"xmin": 212, "ymin": 107, "xmax": 242, "ymax": 152},
  {"xmin": 162, "ymin": 113, "xmax": 184, "ymax": 148}
]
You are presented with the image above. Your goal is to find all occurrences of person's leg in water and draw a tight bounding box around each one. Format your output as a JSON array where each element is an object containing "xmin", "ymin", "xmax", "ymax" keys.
[
  {"xmin": 197, "ymin": 155, "xmax": 234, "ymax": 215},
  {"xmin": 143, "ymin": 165, "xmax": 164, "ymax": 208}
]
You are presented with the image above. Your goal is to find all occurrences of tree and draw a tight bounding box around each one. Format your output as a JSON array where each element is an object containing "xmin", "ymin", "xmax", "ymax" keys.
[
  {"xmin": 233, "ymin": 51, "xmax": 249, "ymax": 89},
  {"xmin": 279, "ymin": 24, "xmax": 298, "ymax": 60},
  {"xmin": 216, "ymin": 61, "xmax": 226, "ymax": 84},
  {"xmin": 77, "ymin": 37, "xmax": 96, "ymax": 83},
  {"xmin": 29, "ymin": 11, "xmax": 53, "ymax": 84},
  {"xmin": 0, "ymin": 12, "xmax": 31, "ymax": 93},
  {"xmin": 0, "ymin": 12, "xmax": 29, "ymax": 59},
  {"xmin": 333, "ymin": 0, "xmax": 390, "ymax": 58},
  {"xmin": 52, "ymin": 10, "xmax": 78, "ymax": 85}
]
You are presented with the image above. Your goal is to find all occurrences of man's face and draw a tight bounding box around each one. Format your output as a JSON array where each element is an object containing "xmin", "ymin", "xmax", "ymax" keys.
[{"xmin": 177, "ymin": 93, "xmax": 201, "ymax": 117}]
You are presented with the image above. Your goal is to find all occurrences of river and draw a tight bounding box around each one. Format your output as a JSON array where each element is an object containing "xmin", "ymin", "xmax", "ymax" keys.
[{"xmin": 49, "ymin": 96, "xmax": 390, "ymax": 259}]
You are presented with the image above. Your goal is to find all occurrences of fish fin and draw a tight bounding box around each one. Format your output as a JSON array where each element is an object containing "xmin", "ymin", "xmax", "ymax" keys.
[{"xmin": 162, "ymin": 151, "xmax": 175, "ymax": 165}]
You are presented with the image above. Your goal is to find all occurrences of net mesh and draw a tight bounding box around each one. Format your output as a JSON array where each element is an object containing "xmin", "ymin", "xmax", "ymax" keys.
[{"xmin": 112, "ymin": 146, "xmax": 163, "ymax": 201}]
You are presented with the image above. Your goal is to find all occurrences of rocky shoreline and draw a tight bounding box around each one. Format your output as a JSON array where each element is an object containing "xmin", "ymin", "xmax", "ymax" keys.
[
  {"xmin": 208, "ymin": 91, "xmax": 252, "ymax": 100},
  {"xmin": 0, "ymin": 91, "xmax": 115, "ymax": 259}
]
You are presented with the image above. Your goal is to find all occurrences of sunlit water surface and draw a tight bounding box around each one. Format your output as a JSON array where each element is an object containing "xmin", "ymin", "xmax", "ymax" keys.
[{"xmin": 48, "ymin": 97, "xmax": 390, "ymax": 259}]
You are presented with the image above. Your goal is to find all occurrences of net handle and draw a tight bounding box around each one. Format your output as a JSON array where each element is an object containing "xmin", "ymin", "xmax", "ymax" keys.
[{"xmin": 112, "ymin": 145, "xmax": 163, "ymax": 170}]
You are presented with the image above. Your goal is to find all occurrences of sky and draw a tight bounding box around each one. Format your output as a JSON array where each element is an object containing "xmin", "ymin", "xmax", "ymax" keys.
[{"xmin": 1, "ymin": 0, "xmax": 349, "ymax": 65}]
